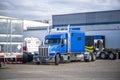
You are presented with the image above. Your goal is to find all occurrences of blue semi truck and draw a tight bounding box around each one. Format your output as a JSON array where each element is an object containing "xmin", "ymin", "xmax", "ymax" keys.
[{"xmin": 33, "ymin": 27, "xmax": 120, "ymax": 65}]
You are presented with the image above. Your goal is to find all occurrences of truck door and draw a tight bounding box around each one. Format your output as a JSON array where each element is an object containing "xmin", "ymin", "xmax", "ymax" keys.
[{"xmin": 61, "ymin": 38, "xmax": 67, "ymax": 53}]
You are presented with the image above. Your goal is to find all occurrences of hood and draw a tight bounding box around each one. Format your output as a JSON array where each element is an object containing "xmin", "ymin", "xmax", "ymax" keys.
[
  {"xmin": 39, "ymin": 44, "xmax": 60, "ymax": 53},
  {"xmin": 49, "ymin": 44, "xmax": 60, "ymax": 52}
]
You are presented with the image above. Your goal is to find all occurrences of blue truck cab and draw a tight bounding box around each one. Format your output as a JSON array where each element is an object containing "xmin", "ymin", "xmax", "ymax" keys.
[{"xmin": 34, "ymin": 27, "xmax": 96, "ymax": 65}]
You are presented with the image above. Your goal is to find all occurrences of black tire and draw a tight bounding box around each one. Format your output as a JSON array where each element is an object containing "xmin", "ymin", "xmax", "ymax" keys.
[
  {"xmin": 27, "ymin": 53, "xmax": 33, "ymax": 62},
  {"xmin": 92, "ymin": 54, "xmax": 96, "ymax": 61},
  {"xmin": 36, "ymin": 62, "xmax": 40, "ymax": 65},
  {"xmin": 0, "ymin": 59, "xmax": 5, "ymax": 68},
  {"xmin": 108, "ymin": 52, "xmax": 116, "ymax": 60},
  {"xmin": 0, "ymin": 63, "xmax": 1, "ymax": 67},
  {"xmin": 22, "ymin": 52, "xmax": 28, "ymax": 63},
  {"xmin": 55, "ymin": 54, "xmax": 60, "ymax": 65},
  {"xmin": 100, "ymin": 52, "xmax": 107, "ymax": 59},
  {"xmin": 118, "ymin": 52, "xmax": 120, "ymax": 59},
  {"xmin": 84, "ymin": 53, "xmax": 92, "ymax": 62}
]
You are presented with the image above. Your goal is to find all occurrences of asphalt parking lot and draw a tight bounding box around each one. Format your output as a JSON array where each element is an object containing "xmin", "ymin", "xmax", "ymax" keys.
[{"xmin": 0, "ymin": 60, "xmax": 120, "ymax": 80}]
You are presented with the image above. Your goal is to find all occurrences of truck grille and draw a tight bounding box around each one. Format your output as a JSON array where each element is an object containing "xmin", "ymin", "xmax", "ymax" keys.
[{"xmin": 39, "ymin": 47, "xmax": 49, "ymax": 57}]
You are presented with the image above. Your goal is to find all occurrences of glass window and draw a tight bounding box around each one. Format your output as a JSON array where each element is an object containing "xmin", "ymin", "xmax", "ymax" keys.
[{"xmin": 45, "ymin": 38, "xmax": 61, "ymax": 44}]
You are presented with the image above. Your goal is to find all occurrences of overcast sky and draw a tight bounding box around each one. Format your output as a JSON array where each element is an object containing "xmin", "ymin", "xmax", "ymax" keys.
[{"xmin": 0, "ymin": 0, "xmax": 120, "ymax": 20}]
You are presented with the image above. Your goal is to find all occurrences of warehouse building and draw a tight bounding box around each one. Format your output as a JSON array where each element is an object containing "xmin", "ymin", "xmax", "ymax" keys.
[{"xmin": 52, "ymin": 10, "xmax": 120, "ymax": 49}]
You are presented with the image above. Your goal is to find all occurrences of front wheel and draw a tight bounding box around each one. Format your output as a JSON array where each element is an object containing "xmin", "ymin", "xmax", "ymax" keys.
[
  {"xmin": 22, "ymin": 52, "xmax": 28, "ymax": 64},
  {"xmin": 55, "ymin": 54, "xmax": 60, "ymax": 65}
]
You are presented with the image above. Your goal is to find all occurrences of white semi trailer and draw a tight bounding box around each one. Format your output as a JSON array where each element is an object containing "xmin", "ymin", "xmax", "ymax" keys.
[{"xmin": 0, "ymin": 18, "xmax": 23, "ymax": 67}]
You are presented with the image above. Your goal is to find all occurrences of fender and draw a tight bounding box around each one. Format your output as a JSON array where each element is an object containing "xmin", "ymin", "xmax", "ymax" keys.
[{"xmin": 49, "ymin": 51, "xmax": 61, "ymax": 57}]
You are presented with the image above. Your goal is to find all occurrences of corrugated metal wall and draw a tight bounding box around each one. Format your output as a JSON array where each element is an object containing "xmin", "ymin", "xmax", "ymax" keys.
[
  {"xmin": 52, "ymin": 10, "xmax": 120, "ymax": 27},
  {"xmin": 76, "ymin": 24, "xmax": 120, "ymax": 31}
]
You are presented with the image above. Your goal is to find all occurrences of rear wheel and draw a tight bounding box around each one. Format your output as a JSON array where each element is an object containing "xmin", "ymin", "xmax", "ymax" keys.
[
  {"xmin": 55, "ymin": 54, "xmax": 60, "ymax": 65},
  {"xmin": 108, "ymin": 52, "xmax": 116, "ymax": 60},
  {"xmin": 119, "ymin": 52, "xmax": 120, "ymax": 59},
  {"xmin": 100, "ymin": 52, "xmax": 107, "ymax": 59}
]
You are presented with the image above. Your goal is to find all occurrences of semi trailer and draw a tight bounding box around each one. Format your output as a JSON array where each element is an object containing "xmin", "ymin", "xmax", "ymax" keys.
[
  {"xmin": 0, "ymin": 18, "xmax": 36, "ymax": 67},
  {"xmin": 86, "ymin": 30, "xmax": 120, "ymax": 60},
  {"xmin": 0, "ymin": 18, "xmax": 23, "ymax": 67}
]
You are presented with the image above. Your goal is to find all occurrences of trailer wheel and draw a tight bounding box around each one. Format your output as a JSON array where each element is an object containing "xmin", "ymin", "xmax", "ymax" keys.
[
  {"xmin": 55, "ymin": 54, "xmax": 60, "ymax": 65},
  {"xmin": 100, "ymin": 52, "xmax": 107, "ymax": 59},
  {"xmin": 108, "ymin": 52, "xmax": 116, "ymax": 60},
  {"xmin": 92, "ymin": 54, "xmax": 96, "ymax": 61}
]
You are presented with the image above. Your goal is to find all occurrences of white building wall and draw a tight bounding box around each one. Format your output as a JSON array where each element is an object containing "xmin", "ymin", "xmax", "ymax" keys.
[
  {"xmin": 24, "ymin": 30, "xmax": 48, "ymax": 42},
  {"xmin": 23, "ymin": 20, "xmax": 49, "ymax": 30}
]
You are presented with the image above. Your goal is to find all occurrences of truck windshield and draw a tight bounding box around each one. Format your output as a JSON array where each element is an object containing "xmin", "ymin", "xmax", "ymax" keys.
[{"xmin": 45, "ymin": 38, "xmax": 61, "ymax": 44}]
